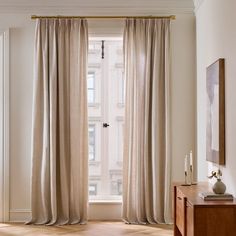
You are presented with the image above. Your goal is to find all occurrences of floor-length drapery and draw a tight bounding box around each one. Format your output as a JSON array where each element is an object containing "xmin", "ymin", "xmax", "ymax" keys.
[
  {"xmin": 122, "ymin": 18, "xmax": 172, "ymax": 224},
  {"xmin": 28, "ymin": 18, "xmax": 88, "ymax": 225}
]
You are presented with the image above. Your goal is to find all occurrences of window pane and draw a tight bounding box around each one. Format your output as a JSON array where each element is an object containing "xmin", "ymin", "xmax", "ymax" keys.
[
  {"xmin": 89, "ymin": 184, "xmax": 97, "ymax": 195},
  {"xmin": 89, "ymin": 134, "xmax": 95, "ymax": 145},
  {"xmin": 118, "ymin": 181, "xmax": 122, "ymax": 195},
  {"xmin": 89, "ymin": 44, "xmax": 95, "ymax": 50},
  {"xmin": 88, "ymin": 125, "xmax": 95, "ymax": 133},
  {"xmin": 110, "ymin": 180, "xmax": 122, "ymax": 195},
  {"xmin": 87, "ymin": 72, "xmax": 95, "ymax": 89},
  {"xmin": 88, "ymin": 89, "xmax": 95, "ymax": 103},
  {"xmin": 88, "ymin": 39, "xmax": 123, "ymax": 201},
  {"xmin": 87, "ymin": 72, "xmax": 95, "ymax": 103},
  {"xmin": 89, "ymin": 145, "xmax": 95, "ymax": 153},
  {"xmin": 89, "ymin": 153, "xmax": 95, "ymax": 161},
  {"xmin": 121, "ymin": 71, "xmax": 125, "ymax": 103}
]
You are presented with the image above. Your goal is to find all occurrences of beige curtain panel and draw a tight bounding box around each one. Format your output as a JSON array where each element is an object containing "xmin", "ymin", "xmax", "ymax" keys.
[
  {"xmin": 28, "ymin": 18, "xmax": 88, "ymax": 225},
  {"xmin": 122, "ymin": 18, "xmax": 172, "ymax": 224}
]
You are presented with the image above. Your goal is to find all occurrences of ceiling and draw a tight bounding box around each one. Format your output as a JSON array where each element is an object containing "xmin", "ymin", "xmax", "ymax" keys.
[{"xmin": 0, "ymin": 0, "xmax": 195, "ymax": 14}]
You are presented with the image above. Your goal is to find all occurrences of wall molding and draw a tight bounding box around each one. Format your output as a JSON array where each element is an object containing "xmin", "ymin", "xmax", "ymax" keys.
[
  {"xmin": 9, "ymin": 203, "xmax": 122, "ymax": 222},
  {"xmin": 9, "ymin": 209, "xmax": 31, "ymax": 223},
  {"xmin": 0, "ymin": 0, "xmax": 194, "ymax": 14},
  {"xmin": 193, "ymin": 0, "xmax": 205, "ymax": 13},
  {"xmin": 0, "ymin": 29, "xmax": 10, "ymax": 223},
  {"xmin": 0, "ymin": 7, "xmax": 194, "ymax": 15}
]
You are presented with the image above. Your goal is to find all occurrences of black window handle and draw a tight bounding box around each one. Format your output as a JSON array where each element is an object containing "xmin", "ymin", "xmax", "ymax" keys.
[{"xmin": 103, "ymin": 123, "xmax": 110, "ymax": 128}]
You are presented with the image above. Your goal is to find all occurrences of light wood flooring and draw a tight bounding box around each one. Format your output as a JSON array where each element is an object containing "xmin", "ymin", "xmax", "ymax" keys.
[{"xmin": 0, "ymin": 221, "xmax": 173, "ymax": 236}]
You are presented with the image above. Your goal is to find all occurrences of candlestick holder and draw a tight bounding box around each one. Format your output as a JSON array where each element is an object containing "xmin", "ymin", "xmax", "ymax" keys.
[
  {"xmin": 190, "ymin": 165, "xmax": 197, "ymax": 185},
  {"xmin": 181, "ymin": 171, "xmax": 191, "ymax": 186}
]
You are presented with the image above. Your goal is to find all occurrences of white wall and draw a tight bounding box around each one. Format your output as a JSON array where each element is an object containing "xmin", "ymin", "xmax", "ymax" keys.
[
  {"xmin": 0, "ymin": 12, "xmax": 196, "ymax": 222},
  {"xmin": 171, "ymin": 14, "xmax": 196, "ymax": 181},
  {"xmin": 0, "ymin": 15, "xmax": 35, "ymax": 222},
  {"xmin": 0, "ymin": 33, "xmax": 4, "ymax": 222},
  {"xmin": 196, "ymin": 0, "xmax": 236, "ymax": 193}
]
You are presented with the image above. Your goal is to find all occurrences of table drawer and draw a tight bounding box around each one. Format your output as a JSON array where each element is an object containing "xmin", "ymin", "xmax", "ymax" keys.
[
  {"xmin": 186, "ymin": 201, "xmax": 194, "ymax": 236},
  {"xmin": 176, "ymin": 188, "xmax": 186, "ymax": 235}
]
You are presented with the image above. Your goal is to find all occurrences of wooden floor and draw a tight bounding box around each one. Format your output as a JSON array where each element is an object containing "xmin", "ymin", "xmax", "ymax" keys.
[{"xmin": 0, "ymin": 221, "xmax": 173, "ymax": 236}]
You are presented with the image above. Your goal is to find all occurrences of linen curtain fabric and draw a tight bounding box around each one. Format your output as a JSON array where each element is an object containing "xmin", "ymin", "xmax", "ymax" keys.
[
  {"xmin": 122, "ymin": 18, "xmax": 172, "ymax": 224},
  {"xmin": 28, "ymin": 18, "xmax": 88, "ymax": 225}
]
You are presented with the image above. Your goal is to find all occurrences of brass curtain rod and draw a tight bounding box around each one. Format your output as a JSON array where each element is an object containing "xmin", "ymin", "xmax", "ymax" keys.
[{"xmin": 31, "ymin": 15, "xmax": 176, "ymax": 20}]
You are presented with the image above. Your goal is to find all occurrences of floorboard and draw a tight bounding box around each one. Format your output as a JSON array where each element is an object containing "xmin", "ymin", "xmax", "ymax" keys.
[{"xmin": 0, "ymin": 221, "xmax": 173, "ymax": 235}]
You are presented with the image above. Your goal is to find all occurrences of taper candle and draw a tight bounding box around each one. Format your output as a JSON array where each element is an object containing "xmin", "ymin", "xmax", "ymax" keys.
[
  {"xmin": 190, "ymin": 150, "xmax": 193, "ymax": 166},
  {"xmin": 185, "ymin": 155, "xmax": 188, "ymax": 172}
]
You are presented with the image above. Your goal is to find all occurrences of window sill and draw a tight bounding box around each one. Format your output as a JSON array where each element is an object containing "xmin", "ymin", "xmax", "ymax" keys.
[{"xmin": 89, "ymin": 200, "xmax": 122, "ymax": 205}]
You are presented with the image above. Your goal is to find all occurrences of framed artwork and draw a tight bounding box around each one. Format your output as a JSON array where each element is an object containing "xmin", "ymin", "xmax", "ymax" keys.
[{"xmin": 206, "ymin": 58, "xmax": 225, "ymax": 165}]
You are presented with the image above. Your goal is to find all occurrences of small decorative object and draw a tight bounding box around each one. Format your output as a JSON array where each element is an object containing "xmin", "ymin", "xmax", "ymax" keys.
[
  {"xmin": 181, "ymin": 155, "xmax": 191, "ymax": 186},
  {"xmin": 208, "ymin": 169, "xmax": 226, "ymax": 194},
  {"xmin": 199, "ymin": 192, "xmax": 233, "ymax": 201},
  {"xmin": 189, "ymin": 150, "xmax": 197, "ymax": 185}
]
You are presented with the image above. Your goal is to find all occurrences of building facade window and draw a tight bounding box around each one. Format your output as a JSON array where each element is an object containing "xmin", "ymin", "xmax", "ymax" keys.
[
  {"xmin": 87, "ymin": 71, "xmax": 95, "ymax": 104},
  {"xmin": 111, "ymin": 179, "xmax": 122, "ymax": 196},
  {"xmin": 88, "ymin": 38, "xmax": 124, "ymax": 201},
  {"xmin": 88, "ymin": 124, "xmax": 96, "ymax": 161},
  {"xmin": 117, "ymin": 180, "xmax": 122, "ymax": 195},
  {"xmin": 89, "ymin": 184, "xmax": 97, "ymax": 196}
]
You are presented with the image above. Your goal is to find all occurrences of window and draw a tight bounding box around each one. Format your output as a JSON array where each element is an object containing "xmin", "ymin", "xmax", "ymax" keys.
[
  {"xmin": 89, "ymin": 44, "xmax": 96, "ymax": 50},
  {"xmin": 88, "ymin": 124, "xmax": 96, "ymax": 161},
  {"xmin": 88, "ymin": 38, "xmax": 124, "ymax": 201},
  {"xmin": 118, "ymin": 71, "xmax": 125, "ymax": 105},
  {"xmin": 117, "ymin": 180, "xmax": 122, "ymax": 195},
  {"xmin": 87, "ymin": 71, "xmax": 95, "ymax": 104},
  {"xmin": 121, "ymin": 72, "xmax": 125, "ymax": 104},
  {"xmin": 111, "ymin": 180, "xmax": 122, "ymax": 196},
  {"xmin": 89, "ymin": 184, "xmax": 97, "ymax": 196}
]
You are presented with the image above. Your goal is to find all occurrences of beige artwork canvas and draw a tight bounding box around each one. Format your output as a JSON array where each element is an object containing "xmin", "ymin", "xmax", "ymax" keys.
[{"xmin": 206, "ymin": 58, "xmax": 225, "ymax": 165}]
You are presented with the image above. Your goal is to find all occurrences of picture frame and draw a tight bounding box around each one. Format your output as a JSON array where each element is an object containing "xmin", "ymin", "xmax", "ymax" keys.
[{"xmin": 206, "ymin": 58, "xmax": 225, "ymax": 165}]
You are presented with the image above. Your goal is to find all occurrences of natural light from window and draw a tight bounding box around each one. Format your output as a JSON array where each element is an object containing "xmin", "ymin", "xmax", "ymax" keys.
[{"xmin": 87, "ymin": 37, "xmax": 124, "ymax": 201}]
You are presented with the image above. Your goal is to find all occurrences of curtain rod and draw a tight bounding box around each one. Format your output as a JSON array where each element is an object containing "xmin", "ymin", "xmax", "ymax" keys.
[{"xmin": 31, "ymin": 15, "xmax": 176, "ymax": 20}]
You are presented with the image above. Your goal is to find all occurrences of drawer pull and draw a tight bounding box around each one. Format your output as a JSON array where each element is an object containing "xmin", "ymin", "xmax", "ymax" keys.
[{"xmin": 177, "ymin": 196, "xmax": 182, "ymax": 200}]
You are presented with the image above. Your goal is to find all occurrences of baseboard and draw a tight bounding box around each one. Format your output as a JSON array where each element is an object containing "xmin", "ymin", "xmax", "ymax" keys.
[
  {"xmin": 8, "ymin": 203, "xmax": 122, "ymax": 222},
  {"xmin": 9, "ymin": 209, "xmax": 31, "ymax": 223}
]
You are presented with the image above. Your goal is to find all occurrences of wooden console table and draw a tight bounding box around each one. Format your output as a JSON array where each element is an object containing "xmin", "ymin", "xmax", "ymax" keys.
[{"xmin": 174, "ymin": 183, "xmax": 236, "ymax": 236}]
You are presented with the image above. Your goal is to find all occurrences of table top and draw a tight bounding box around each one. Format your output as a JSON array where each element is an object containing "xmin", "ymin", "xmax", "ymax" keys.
[{"xmin": 175, "ymin": 182, "xmax": 236, "ymax": 206}]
